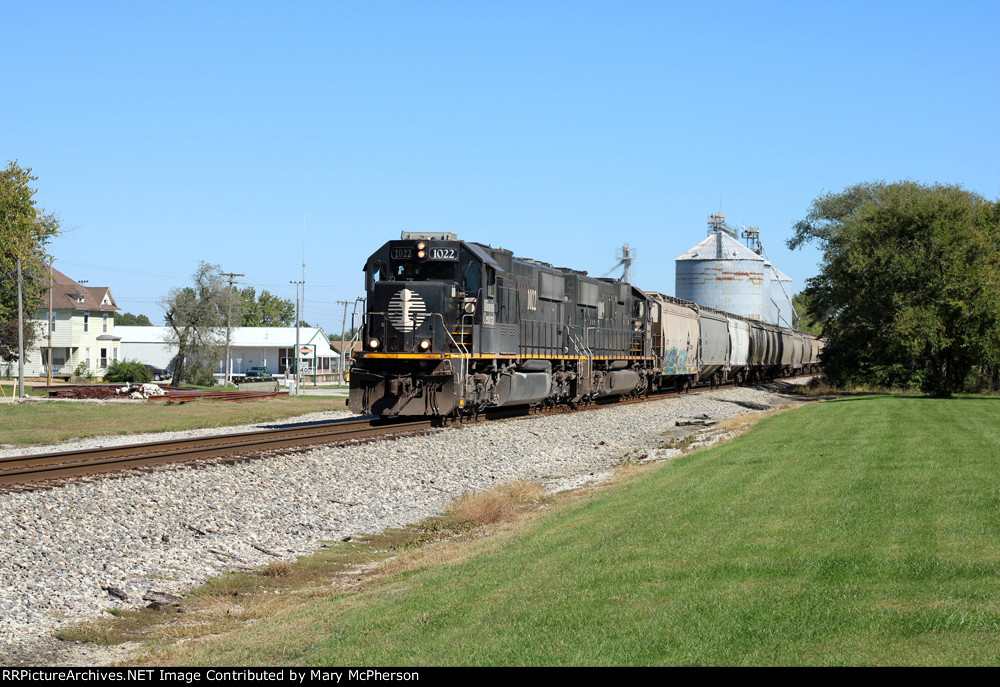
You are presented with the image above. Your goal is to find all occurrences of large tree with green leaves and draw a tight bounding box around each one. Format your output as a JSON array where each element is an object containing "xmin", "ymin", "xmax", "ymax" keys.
[
  {"xmin": 117, "ymin": 312, "xmax": 153, "ymax": 326},
  {"xmin": 790, "ymin": 292, "xmax": 823, "ymax": 336},
  {"xmin": 161, "ymin": 263, "xmax": 241, "ymax": 386},
  {"xmin": 238, "ymin": 286, "xmax": 295, "ymax": 327},
  {"xmin": 789, "ymin": 181, "xmax": 1000, "ymax": 397},
  {"xmin": 0, "ymin": 162, "xmax": 59, "ymax": 363}
]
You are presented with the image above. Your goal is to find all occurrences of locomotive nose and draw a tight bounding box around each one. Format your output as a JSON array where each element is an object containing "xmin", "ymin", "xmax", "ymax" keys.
[
  {"xmin": 350, "ymin": 280, "xmax": 461, "ymax": 417},
  {"xmin": 370, "ymin": 282, "xmax": 449, "ymax": 353}
]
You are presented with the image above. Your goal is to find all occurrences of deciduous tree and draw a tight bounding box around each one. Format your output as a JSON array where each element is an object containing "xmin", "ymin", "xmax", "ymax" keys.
[
  {"xmin": 789, "ymin": 181, "xmax": 1000, "ymax": 396},
  {"xmin": 161, "ymin": 263, "xmax": 241, "ymax": 387},
  {"xmin": 0, "ymin": 161, "xmax": 59, "ymax": 363},
  {"xmin": 791, "ymin": 292, "xmax": 822, "ymax": 336},
  {"xmin": 238, "ymin": 287, "xmax": 295, "ymax": 327},
  {"xmin": 117, "ymin": 312, "xmax": 153, "ymax": 326}
]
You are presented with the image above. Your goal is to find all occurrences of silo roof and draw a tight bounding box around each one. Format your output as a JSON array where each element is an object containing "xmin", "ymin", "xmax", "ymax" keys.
[
  {"xmin": 676, "ymin": 230, "xmax": 765, "ymax": 262},
  {"xmin": 770, "ymin": 265, "xmax": 792, "ymax": 281}
]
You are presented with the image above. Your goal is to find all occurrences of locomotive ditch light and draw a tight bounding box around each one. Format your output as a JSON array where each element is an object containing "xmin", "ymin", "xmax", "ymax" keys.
[
  {"xmin": 419, "ymin": 339, "xmax": 431, "ymax": 351},
  {"xmin": 463, "ymin": 301, "xmax": 476, "ymax": 314},
  {"xmin": 368, "ymin": 338, "xmax": 380, "ymax": 350}
]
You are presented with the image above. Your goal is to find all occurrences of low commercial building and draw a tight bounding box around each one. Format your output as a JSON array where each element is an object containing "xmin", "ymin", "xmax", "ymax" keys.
[{"xmin": 117, "ymin": 326, "xmax": 339, "ymax": 383}]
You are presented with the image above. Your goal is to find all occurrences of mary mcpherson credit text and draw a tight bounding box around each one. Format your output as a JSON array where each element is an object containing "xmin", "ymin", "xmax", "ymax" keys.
[{"xmin": 2, "ymin": 669, "xmax": 420, "ymax": 683}]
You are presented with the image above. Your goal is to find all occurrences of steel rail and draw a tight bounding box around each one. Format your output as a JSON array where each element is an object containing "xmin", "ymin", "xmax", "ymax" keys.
[{"xmin": 0, "ymin": 417, "xmax": 434, "ymax": 487}]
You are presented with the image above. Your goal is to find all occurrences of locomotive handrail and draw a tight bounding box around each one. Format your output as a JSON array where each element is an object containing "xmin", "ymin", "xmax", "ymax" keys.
[
  {"xmin": 428, "ymin": 312, "xmax": 469, "ymax": 407},
  {"xmin": 585, "ymin": 326, "xmax": 597, "ymax": 357},
  {"xmin": 363, "ymin": 311, "xmax": 390, "ymax": 353},
  {"xmin": 569, "ymin": 325, "xmax": 593, "ymax": 362}
]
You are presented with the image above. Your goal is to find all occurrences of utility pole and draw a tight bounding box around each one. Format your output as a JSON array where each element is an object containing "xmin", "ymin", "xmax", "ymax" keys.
[
  {"xmin": 290, "ymin": 280, "xmax": 304, "ymax": 396},
  {"xmin": 47, "ymin": 259, "xmax": 53, "ymax": 387},
  {"xmin": 221, "ymin": 272, "xmax": 244, "ymax": 386},
  {"xmin": 336, "ymin": 299, "xmax": 351, "ymax": 384},
  {"xmin": 16, "ymin": 257, "xmax": 24, "ymax": 399}
]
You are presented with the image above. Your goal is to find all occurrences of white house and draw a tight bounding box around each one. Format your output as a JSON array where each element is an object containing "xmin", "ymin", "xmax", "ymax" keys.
[
  {"xmin": 20, "ymin": 269, "xmax": 121, "ymax": 378},
  {"xmin": 118, "ymin": 326, "xmax": 339, "ymax": 382}
]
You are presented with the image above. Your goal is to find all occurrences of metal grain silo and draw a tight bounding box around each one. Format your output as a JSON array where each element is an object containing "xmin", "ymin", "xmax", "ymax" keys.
[
  {"xmin": 762, "ymin": 260, "xmax": 774, "ymax": 322},
  {"xmin": 769, "ymin": 265, "xmax": 794, "ymax": 328},
  {"xmin": 675, "ymin": 214, "xmax": 767, "ymax": 320}
]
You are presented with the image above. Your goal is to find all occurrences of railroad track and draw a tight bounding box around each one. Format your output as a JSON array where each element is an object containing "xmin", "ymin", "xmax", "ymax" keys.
[
  {"xmin": 0, "ymin": 416, "xmax": 435, "ymax": 488},
  {"xmin": 2, "ymin": 376, "xmax": 815, "ymax": 488}
]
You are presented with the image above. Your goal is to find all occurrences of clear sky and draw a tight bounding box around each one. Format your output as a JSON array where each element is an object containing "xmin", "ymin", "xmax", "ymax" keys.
[{"xmin": 4, "ymin": 1, "xmax": 998, "ymax": 334}]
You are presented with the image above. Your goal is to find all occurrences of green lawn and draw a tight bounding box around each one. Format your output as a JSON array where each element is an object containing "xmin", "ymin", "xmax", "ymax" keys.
[
  {"xmin": 0, "ymin": 395, "xmax": 348, "ymax": 446},
  {"xmin": 144, "ymin": 395, "xmax": 1000, "ymax": 666},
  {"xmin": 0, "ymin": 382, "xmax": 47, "ymax": 400}
]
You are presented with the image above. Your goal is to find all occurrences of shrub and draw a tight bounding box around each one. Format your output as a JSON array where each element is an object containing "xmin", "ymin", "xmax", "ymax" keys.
[
  {"xmin": 183, "ymin": 363, "xmax": 217, "ymax": 387},
  {"xmin": 73, "ymin": 362, "xmax": 94, "ymax": 380},
  {"xmin": 103, "ymin": 360, "xmax": 153, "ymax": 384}
]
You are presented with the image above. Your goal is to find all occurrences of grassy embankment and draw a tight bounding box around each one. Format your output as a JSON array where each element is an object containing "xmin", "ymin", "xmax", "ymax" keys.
[
  {"xmin": 71, "ymin": 394, "xmax": 1000, "ymax": 666},
  {"xmin": 0, "ymin": 395, "xmax": 348, "ymax": 446}
]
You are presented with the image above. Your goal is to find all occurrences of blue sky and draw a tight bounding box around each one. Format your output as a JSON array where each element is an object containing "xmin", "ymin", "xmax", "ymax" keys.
[{"xmin": 4, "ymin": 1, "xmax": 998, "ymax": 333}]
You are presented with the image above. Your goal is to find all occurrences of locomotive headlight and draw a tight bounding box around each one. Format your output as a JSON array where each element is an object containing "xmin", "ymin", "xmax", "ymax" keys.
[
  {"xmin": 419, "ymin": 339, "xmax": 431, "ymax": 351},
  {"xmin": 463, "ymin": 301, "xmax": 476, "ymax": 314},
  {"xmin": 417, "ymin": 250, "xmax": 426, "ymax": 258},
  {"xmin": 368, "ymin": 338, "xmax": 380, "ymax": 350},
  {"xmin": 417, "ymin": 242, "xmax": 426, "ymax": 250}
]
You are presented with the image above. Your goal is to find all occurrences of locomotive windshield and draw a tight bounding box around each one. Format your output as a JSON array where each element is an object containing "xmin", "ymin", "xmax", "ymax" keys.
[
  {"xmin": 393, "ymin": 261, "xmax": 456, "ymax": 281},
  {"xmin": 367, "ymin": 258, "xmax": 482, "ymax": 289}
]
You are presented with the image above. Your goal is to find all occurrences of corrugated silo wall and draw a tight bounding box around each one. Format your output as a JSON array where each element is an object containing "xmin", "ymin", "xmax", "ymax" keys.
[
  {"xmin": 675, "ymin": 259, "xmax": 766, "ymax": 321},
  {"xmin": 771, "ymin": 276, "xmax": 794, "ymax": 328},
  {"xmin": 762, "ymin": 261, "xmax": 774, "ymax": 323}
]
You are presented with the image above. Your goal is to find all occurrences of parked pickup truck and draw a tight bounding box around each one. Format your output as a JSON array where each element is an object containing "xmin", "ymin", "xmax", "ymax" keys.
[{"xmin": 238, "ymin": 366, "xmax": 273, "ymax": 382}]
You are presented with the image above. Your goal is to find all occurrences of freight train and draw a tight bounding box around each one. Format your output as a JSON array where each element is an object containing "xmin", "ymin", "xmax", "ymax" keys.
[{"xmin": 348, "ymin": 232, "xmax": 822, "ymax": 417}]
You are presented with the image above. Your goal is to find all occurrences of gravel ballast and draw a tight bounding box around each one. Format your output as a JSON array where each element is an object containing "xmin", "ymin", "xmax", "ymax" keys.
[{"xmin": 0, "ymin": 385, "xmax": 808, "ymax": 664}]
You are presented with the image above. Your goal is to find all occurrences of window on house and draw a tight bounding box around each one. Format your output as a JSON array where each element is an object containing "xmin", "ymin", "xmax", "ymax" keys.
[
  {"xmin": 84, "ymin": 313, "xmax": 89, "ymax": 332},
  {"xmin": 85, "ymin": 347, "xmax": 91, "ymax": 368},
  {"xmin": 103, "ymin": 313, "xmax": 108, "ymax": 333},
  {"xmin": 100, "ymin": 348, "xmax": 108, "ymax": 367},
  {"xmin": 113, "ymin": 347, "xmax": 118, "ymax": 361},
  {"xmin": 51, "ymin": 313, "xmax": 56, "ymax": 332}
]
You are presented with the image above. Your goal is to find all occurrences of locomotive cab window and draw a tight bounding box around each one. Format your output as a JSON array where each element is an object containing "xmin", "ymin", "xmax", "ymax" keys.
[
  {"xmin": 367, "ymin": 261, "xmax": 388, "ymax": 290},
  {"xmin": 486, "ymin": 267, "xmax": 496, "ymax": 297},
  {"xmin": 462, "ymin": 263, "xmax": 481, "ymax": 293}
]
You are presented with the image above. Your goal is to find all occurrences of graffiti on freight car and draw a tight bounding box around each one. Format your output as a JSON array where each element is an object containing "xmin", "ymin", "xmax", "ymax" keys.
[{"xmin": 662, "ymin": 348, "xmax": 691, "ymax": 374}]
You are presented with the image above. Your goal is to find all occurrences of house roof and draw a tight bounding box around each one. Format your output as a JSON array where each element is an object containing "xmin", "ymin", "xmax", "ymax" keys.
[
  {"xmin": 330, "ymin": 340, "xmax": 362, "ymax": 355},
  {"xmin": 47, "ymin": 268, "xmax": 119, "ymax": 311}
]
